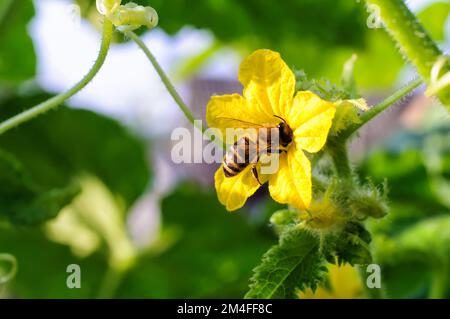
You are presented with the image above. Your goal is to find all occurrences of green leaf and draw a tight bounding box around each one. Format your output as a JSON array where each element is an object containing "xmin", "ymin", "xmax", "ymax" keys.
[
  {"xmin": 116, "ymin": 183, "xmax": 274, "ymax": 298},
  {"xmin": 322, "ymin": 221, "xmax": 373, "ymax": 266},
  {"xmin": 295, "ymin": 70, "xmax": 352, "ymax": 101},
  {"xmin": 245, "ymin": 227, "xmax": 326, "ymax": 299},
  {"xmin": 0, "ymin": 92, "xmax": 150, "ymax": 224},
  {"xmin": 0, "ymin": 0, "xmax": 36, "ymax": 85},
  {"xmin": 269, "ymin": 209, "xmax": 301, "ymax": 235},
  {"xmin": 0, "ymin": 149, "xmax": 80, "ymax": 224}
]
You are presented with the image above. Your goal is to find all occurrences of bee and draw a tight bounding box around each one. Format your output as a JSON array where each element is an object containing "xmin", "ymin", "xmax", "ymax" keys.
[{"xmin": 220, "ymin": 115, "xmax": 293, "ymax": 184}]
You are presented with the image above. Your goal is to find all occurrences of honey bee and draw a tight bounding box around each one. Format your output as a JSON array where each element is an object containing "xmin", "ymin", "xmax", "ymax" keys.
[{"xmin": 220, "ymin": 115, "xmax": 293, "ymax": 184}]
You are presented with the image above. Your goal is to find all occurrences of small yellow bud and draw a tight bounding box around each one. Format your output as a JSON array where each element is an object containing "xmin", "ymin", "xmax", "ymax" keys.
[{"xmin": 96, "ymin": 0, "xmax": 121, "ymax": 15}]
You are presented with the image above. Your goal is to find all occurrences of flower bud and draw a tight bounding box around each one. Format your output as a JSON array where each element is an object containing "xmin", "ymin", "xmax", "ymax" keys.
[
  {"xmin": 270, "ymin": 209, "xmax": 299, "ymax": 226},
  {"xmin": 109, "ymin": 3, "xmax": 158, "ymax": 31},
  {"xmin": 305, "ymin": 201, "xmax": 343, "ymax": 230},
  {"xmin": 349, "ymin": 182, "xmax": 389, "ymax": 219},
  {"xmin": 350, "ymin": 192, "xmax": 389, "ymax": 219}
]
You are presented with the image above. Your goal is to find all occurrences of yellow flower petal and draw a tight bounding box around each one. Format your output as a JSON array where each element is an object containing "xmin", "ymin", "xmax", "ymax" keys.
[
  {"xmin": 214, "ymin": 165, "xmax": 264, "ymax": 211},
  {"xmin": 289, "ymin": 91, "xmax": 336, "ymax": 153},
  {"xmin": 206, "ymin": 94, "xmax": 264, "ymax": 143},
  {"xmin": 300, "ymin": 264, "xmax": 365, "ymax": 299},
  {"xmin": 239, "ymin": 49, "xmax": 296, "ymax": 122},
  {"xmin": 268, "ymin": 147, "xmax": 311, "ymax": 209}
]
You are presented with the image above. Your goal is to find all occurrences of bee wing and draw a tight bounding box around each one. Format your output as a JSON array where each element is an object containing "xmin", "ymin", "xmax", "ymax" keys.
[
  {"xmin": 214, "ymin": 117, "xmax": 265, "ymax": 128},
  {"xmin": 214, "ymin": 117, "xmax": 279, "ymax": 146}
]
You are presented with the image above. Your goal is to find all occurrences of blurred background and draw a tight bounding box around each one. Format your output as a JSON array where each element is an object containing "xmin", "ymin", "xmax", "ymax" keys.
[{"xmin": 0, "ymin": 0, "xmax": 449, "ymax": 298}]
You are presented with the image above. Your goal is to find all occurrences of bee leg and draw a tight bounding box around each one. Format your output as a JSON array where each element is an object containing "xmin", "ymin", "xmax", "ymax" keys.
[{"xmin": 251, "ymin": 165, "xmax": 262, "ymax": 186}]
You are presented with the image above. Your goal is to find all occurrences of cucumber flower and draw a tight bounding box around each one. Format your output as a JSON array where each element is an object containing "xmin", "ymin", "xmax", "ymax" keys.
[{"xmin": 206, "ymin": 49, "xmax": 336, "ymax": 211}]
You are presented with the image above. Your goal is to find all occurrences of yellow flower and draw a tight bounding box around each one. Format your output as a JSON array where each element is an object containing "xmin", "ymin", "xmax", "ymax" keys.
[
  {"xmin": 206, "ymin": 49, "xmax": 336, "ymax": 211},
  {"xmin": 299, "ymin": 263, "xmax": 366, "ymax": 299}
]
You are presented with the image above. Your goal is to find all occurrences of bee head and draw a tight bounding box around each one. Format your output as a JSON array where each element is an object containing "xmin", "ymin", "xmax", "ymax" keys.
[{"xmin": 276, "ymin": 120, "xmax": 293, "ymax": 147}]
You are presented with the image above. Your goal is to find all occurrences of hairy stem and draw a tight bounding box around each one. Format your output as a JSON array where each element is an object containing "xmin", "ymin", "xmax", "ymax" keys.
[
  {"xmin": 0, "ymin": 18, "xmax": 113, "ymax": 135},
  {"xmin": 329, "ymin": 142, "xmax": 352, "ymax": 180},
  {"xmin": 124, "ymin": 31, "xmax": 198, "ymax": 126},
  {"xmin": 124, "ymin": 30, "xmax": 223, "ymax": 148},
  {"xmin": 340, "ymin": 78, "xmax": 422, "ymax": 139},
  {"xmin": 365, "ymin": 0, "xmax": 450, "ymax": 107}
]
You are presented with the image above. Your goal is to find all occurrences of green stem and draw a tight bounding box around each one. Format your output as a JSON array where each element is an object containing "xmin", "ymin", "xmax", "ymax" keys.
[
  {"xmin": 0, "ymin": 253, "xmax": 17, "ymax": 285},
  {"xmin": 124, "ymin": 30, "xmax": 223, "ymax": 148},
  {"xmin": 0, "ymin": 18, "xmax": 114, "ymax": 135},
  {"xmin": 124, "ymin": 31, "xmax": 197, "ymax": 125},
  {"xmin": 96, "ymin": 264, "xmax": 126, "ymax": 299},
  {"xmin": 365, "ymin": 0, "xmax": 450, "ymax": 107},
  {"xmin": 329, "ymin": 142, "xmax": 352, "ymax": 180},
  {"xmin": 340, "ymin": 77, "xmax": 422, "ymax": 139}
]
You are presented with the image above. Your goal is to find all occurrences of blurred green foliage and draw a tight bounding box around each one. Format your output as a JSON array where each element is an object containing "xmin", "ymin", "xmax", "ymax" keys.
[
  {"xmin": 77, "ymin": 0, "xmax": 409, "ymax": 87},
  {"xmin": 143, "ymin": 0, "xmax": 369, "ymax": 84},
  {"xmin": 77, "ymin": 0, "xmax": 450, "ymax": 88},
  {"xmin": 0, "ymin": 0, "xmax": 36, "ymax": 86},
  {"xmin": 117, "ymin": 184, "xmax": 274, "ymax": 298},
  {"xmin": 0, "ymin": 0, "xmax": 449, "ymax": 299},
  {"xmin": 0, "ymin": 92, "xmax": 150, "ymax": 224},
  {"xmin": 417, "ymin": 2, "xmax": 450, "ymax": 41},
  {"xmin": 0, "ymin": 226, "xmax": 107, "ymax": 298},
  {"xmin": 0, "ymin": 183, "xmax": 274, "ymax": 298},
  {"xmin": 359, "ymin": 122, "xmax": 450, "ymax": 298},
  {"xmin": 146, "ymin": 0, "xmax": 366, "ymax": 46},
  {"xmin": 0, "ymin": 148, "xmax": 80, "ymax": 224}
]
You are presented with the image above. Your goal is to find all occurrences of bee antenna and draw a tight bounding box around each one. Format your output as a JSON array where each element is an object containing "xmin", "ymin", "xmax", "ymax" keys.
[{"xmin": 273, "ymin": 115, "xmax": 286, "ymax": 123}]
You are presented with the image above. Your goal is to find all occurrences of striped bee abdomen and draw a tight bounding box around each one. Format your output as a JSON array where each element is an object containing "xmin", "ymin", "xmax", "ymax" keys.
[
  {"xmin": 223, "ymin": 161, "xmax": 247, "ymax": 177},
  {"xmin": 223, "ymin": 137, "xmax": 258, "ymax": 177}
]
